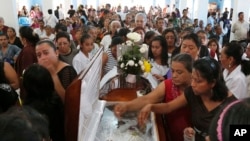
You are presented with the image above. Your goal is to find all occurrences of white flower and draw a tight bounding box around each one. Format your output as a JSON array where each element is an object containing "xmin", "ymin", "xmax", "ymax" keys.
[
  {"xmin": 141, "ymin": 66, "xmax": 145, "ymax": 71},
  {"xmin": 126, "ymin": 40, "xmax": 133, "ymax": 46},
  {"xmin": 143, "ymin": 72, "xmax": 149, "ymax": 77},
  {"xmin": 138, "ymin": 60, "xmax": 143, "ymax": 65},
  {"xmin": 140, "ymin": 44, "xmax": 148, "ymax": 53},
  {"xmin": 139, "ymin": 47, "xmax": 146, "ymax": 53},
  {"xmin": 141, "ymin": 44, "xmax": 148, "ymax": 49},
  {"xmin": 135, "ymin": 63, "xmax": 138, "ymax": 67},
  {"xmin": 127, "ymin": 60, "xmax": 135, "ymax": 66},
  {"xmin": 133, "ymin": 57, "xmax": 136, "ymax": 60},
  {"xmin": 127, "ymin": 32, "xmax": 141, "ymax": 42},
  {"xmin": 120, "ymin": 63, "xmax": 125, "ymax": 68}
]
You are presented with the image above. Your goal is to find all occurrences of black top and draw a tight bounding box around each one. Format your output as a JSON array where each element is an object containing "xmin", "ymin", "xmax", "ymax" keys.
[
  {"xmin": 57, "ymin": 65, "xmax": 77, "ymax": 89},
  {"xmin": 25, "ymin": 93, "xmax": 65, "ymax": 141},
  {"xmin": 0, "ymin": 61, "xmax": 18, "ymax": 113},
  {"xmin": 9, "ymin": 37, "xmax": 23, "ymax": 49},
  {"xmin": 67, "ymin": 9, "xmax": 75, "ymax": 18},
  {"xmin": 184, "ymin": 87, "xmax": 236, "ymax": 141}
]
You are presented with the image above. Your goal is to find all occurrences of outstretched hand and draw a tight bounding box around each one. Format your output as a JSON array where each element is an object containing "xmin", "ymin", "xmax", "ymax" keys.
[
  {"xmin": 137, "ymin": 104, "xmax": 152, "ymax": 127},
  {"xmin": 113, "ymin": 103, "xmax": 128, "ymax": 119}
]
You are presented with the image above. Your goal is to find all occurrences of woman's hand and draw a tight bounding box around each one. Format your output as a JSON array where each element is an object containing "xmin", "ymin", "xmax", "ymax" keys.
[
  {"xmin": 39, "ymin": 59, "xmax": 57, "ymax": 75},
  {"xmin": 114, "ymin": 103, "xmax": 128, "ymax": 119},
  {"xmin": 153, "ymin": 74, "xmax": 165, "ymax": 82},
  {"xmin": 137, "ymin": 104, "xmax": 152, "ymax": 127},
  {"xmin": 183, "ymin": 127, "xmax": 195, "ymax": 140}
]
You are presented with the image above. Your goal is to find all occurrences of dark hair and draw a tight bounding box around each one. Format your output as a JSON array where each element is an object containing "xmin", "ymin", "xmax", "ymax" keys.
[
  {"xmin": 132, "ymin": 26, "xmax": 145, "ymax": 33},
  {"xmin": 22, "ymin": 64, "xmax": 65, "ymax": 141},
  {"xmin": 238, "ymin": 12, "xmax": 244, "ymax": 17},
  {"xmin": 0, "ymin": 33, "xmax": 9, "ymax": 39},
  {"xmin": 172, "ymin": 53, "xmax": 193, "ymax": 73},
  {"xmin": 7, "ymin": 27, "xmax": 16, "ymax": 36},
  {"xmin": 103, "ymin": 9, "xmax": 110, "ymax": 15},
  {"xmin": 48, "ymin": 9, "xmax": 52, "ymax": 14},
  {"xmin": 36, "ymin": 40, "xmax": 57, "ymax": 51},
  {"xmin": 80, "ymin": 33, "xmax": 92, "ymax": 44},
  {"xmin": 55, "ymin": 31, "xmax": 70, "ymax": 42},
  {"xmin": 0, "ymin": 106, "xmax": 50, "ymax": 141},
  {"xmin": 162, "ymin": 28, "xmax": 177, "ymax": 43},
  {"xmin": 110, "ymin": 36, "xmax": 123, "ymax": 47},
  {"xmin": 171, "ymin": 11, "xmax": 177, "ymax": 18},
  {"xmin": 23, "ymin": 64, "xmax": 54, "ymax": 101},
  {"xmin": 54, "ymin": 23, "xmax": 67, "ymax": 33},
  {"xmin": 196, "ymin": 30, "xmax": 206, "ymax": 35},
  {"xmin": 118, "ymin": 28, "xmax": 130, "ymax": 38},
  {"xmin": 211, "ymin": 12, "xmax": 216, "ymax": 16},
  {"xmin": 207, "ymin": 38, "xmax": 220, "ymax": 59},
  {"xmin": 209, "ymin": 98, "xmax": 250, "ymax": 141},
  {"xmin": 223, "ymin": 42, "xmax": 243, "ymax": 65},
  {"xmin": 182, "ymin": 33, "xmax": 201, "ymax": 49},
  {"xmin": 105, "ymin": 3, "xmax": 111, "ymax": 8},
  {"xmin": 193, "ymin": 57, "xmax": 228, "ymax": 101},
  {"xmin": 148, "ymin": 35, "xmax": 169, "ymax": 66},
  {"xmin": 116, "ymin": 14, "xmax": 124, "ymax": 27},
  {"xmin": 144, "ymin": 31, "xmax": 156, "ymax": 44},
  {"xmin": 182, "ymin": 9, "xmax": 187, "ymax": 13},
  {"xmin": 19, "ymin": 26, "xmax": 39, "ymax": 46}
]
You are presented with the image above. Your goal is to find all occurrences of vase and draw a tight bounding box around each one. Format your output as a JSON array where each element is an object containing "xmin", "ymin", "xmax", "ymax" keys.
[{"xmin": 125, "ymin": 74, "xmax": 137, "ymax": 83}]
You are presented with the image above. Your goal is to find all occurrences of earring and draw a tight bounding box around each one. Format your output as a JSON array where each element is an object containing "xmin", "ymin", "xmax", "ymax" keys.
[{"xmin": 228, "ymin": 64, "xmax": 231, "ymax": 68}]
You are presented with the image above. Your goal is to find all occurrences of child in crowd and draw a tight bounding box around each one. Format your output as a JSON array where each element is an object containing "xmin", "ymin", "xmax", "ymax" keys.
[{"xmin": 73, "ymin": 34, "xmax": 94, "ymax": 74}]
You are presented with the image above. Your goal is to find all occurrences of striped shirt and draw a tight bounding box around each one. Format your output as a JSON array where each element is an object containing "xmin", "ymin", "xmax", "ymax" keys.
[{"xmin": 104, "ymin": 49, "xmax": 117, "ymax": 75}]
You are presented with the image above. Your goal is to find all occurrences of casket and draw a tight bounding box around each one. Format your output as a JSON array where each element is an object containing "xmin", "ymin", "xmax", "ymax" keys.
[{"xmin": 65, "ymin": 48, "xmax": 167, "ymax": 141}]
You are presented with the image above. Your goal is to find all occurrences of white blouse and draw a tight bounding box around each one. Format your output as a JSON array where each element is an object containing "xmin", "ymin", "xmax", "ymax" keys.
[
  {"xmin": 72, "ymin": 51, "xmax": 92, "ymax": 74},
  {"xmin": 100, "ymin": 34, "xmax": 111, "ymax": 52},
  {"xmin": 150, "ymin": 60, "xmax": 169, "ymax": 76},
  {"xmin": 223, "ymin": 65, "xmax": 247, "ymax": 99}
]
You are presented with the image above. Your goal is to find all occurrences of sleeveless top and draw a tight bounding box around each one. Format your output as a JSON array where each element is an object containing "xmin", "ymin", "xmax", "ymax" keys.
[{"xmin": 164, "ymin": 79, "xmax": 191, "ymax": 141}]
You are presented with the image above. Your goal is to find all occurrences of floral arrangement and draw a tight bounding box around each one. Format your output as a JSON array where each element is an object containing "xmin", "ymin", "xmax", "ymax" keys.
[{"xmin": 118, "ymin": 32, "xmax": 151, "ymax": 76}]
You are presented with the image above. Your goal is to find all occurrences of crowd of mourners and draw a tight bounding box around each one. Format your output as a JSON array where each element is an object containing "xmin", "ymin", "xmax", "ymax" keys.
[{"xmin": 0, "ymin": 2, "xmax": 250, "ymax": 141}]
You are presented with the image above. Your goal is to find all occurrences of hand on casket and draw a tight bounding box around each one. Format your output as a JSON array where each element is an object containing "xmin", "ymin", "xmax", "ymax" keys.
[
  {"xmin": 137, "ymin": 104, "xmax": 152, "ymax": 127},
  {"xmin": 113, "ymin": 103, "xmax": 128, "ymax": 119}
]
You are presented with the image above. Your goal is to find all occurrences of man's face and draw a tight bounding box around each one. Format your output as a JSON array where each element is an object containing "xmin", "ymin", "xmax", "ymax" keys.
[
  {"xmin": 239, "ymin": 13, "xmax": 244, "ymax": 20},
  {"xmin": 183, "ymin": 10, "xmax": 188, "ymax": 16},
  {"xmin": 0, "ymin": 35, "xmax": 8, "ymax": 47},
  {"xmin": 215, "ymin": 26, "xmax": 222, "ymax": 35}
]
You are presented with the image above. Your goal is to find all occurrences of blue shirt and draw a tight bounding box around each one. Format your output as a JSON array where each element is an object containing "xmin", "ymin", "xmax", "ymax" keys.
[{"xmin": 0, "ymin": 44, "xmax": 21, "ymax": 65}]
